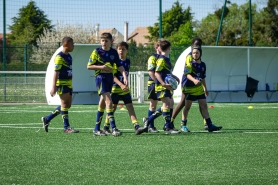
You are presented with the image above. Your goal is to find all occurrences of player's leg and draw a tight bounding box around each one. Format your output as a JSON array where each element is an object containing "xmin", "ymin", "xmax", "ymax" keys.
[
  {"xmin": 181, "ymin": 99, "xmax": 192, "ymax": 132},
  {"xmin": 199, "ymin": 104, "xmax": 208, "ymax": 130},
  {"xmin": 59, "ymin": 87, "xmax": 78, "ymax": 133},
  {"xmin": 169, "ymin": 97, "xmax": 180, "ymax": 132},
  {"xmin": 41, "ymin": 86, "xmax": 63, "ymax": 132},
  {"xmin": 103, "ymin": 94, "xmax": 118, "ymax": 135},
  {"xmin": 122, "ymin": 94, "xmax": 147, "ymax": 135},
  {"xmin": 198, "ymin": 98, "xmax": 222, "ymax": 132},
  {"xmin": 171, "ymin": 92, "xmax": 186, "ymax": 123},
  {"xmin": 41, "ymin": 105, "xmax": 61, "ymax": 132},
  {"xmin": 145, "ymin": 84, "xmax": 160, "ymax": 132},
  {"xmin": 161, "ymin": 96, "xmax": 179, "ymax": 135},
  {"xmin": 103, "ymin": 92, "xmax": 121, "ymax": 136}
]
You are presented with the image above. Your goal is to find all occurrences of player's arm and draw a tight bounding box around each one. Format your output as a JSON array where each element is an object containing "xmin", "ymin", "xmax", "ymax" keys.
[
  {"xmin": 87, "ymin": 50, "xmax": 111, "ymax": 72},
  {"xmin": 118, "ymin": 66, "xmax": 128, "ymax": 85},
  {"xmin": 147, "ymin": 56, "xmax": 157, "ymax": 81},
  {"xmin": 202, "ymin": 78, "xmax": 209, "ymax": 96},
  {"xmin": 50, "ymin": 71, "xmax": 59, "ymax": 97},
  {"xmin": 187, "ymin": 74, "xmax": 200, "ymax": 85},
  {"xmin": 148, "ymin": 71, "xmax": 156, "ymax": 81},
  {"xmin": 171, "ymin": 74, "xmax": 180, "ymax": 85},
  {"xmin": 155, "ymin": 58, "xmax": 172, "ymax": 90},
  {"xmin": 113, "ymin": 76, "xmax": 128, "ymax": 91}
]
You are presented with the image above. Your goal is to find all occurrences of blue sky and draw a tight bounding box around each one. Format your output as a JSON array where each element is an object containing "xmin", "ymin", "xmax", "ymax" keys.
[{"xmin": 0, "ymin": 0, "xmax": 266, "ymax": 34}]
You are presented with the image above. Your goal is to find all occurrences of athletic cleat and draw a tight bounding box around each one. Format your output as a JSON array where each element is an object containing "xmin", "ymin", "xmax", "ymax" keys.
[
  {"xmin": 41, "ymin": 117, "xmax": 49, "ymax": 132},
  {"xmin": 64, "ymin": 127, "xmax": 79, "ymax": 133},
  {"xmin": 93, "ymin": 130, "xmax": 106, "ymax": 136},
  {"xmin": 103, "ymin": 128, "xmax": 112, "ymax": 135},
  {"xmin": 180, "ymin": 125, "xmax": 190, "ymax": 132},
  {"xmin": 165, "ymin": 128, "xmax": 180, "ymax": 135},
  {"xmin": 112, "ymin": 128, "xmax": 122, "ymax": 137},
  {"xmin": 143, "ymin": 117, "xmax": 149, "ymax": 128},
  {"xmin": 172, "ymin": 127, "xmax": 181, "ymax": 133},
  {"xmin": 204, "ymin": 124, "xmax": 208, "ymax": 130},
  {"xmin": 135, "ymin": 126, "xmax": 148, "ymax": 135},
  {"xmin": 148, "ymin": 127, "xmax": 159, "ymax": 133},
  {"xmin": 208, "ymin": 124, "xmax": 222, "ymax": 132}
]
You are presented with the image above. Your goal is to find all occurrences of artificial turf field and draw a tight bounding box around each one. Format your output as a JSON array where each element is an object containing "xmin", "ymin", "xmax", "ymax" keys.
[{"xmin": 0, "ymin": 102, "xmax": 277, "ymax": 185}]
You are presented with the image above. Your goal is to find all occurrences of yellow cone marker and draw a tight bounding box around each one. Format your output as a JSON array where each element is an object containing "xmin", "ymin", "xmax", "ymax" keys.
[{"xmin": 248, "ymin": 106, "xmax": 253, "ymax": 109}]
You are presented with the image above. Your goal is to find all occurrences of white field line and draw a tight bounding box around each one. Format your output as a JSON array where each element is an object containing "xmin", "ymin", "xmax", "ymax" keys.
[
  {"xmin": 0, "ymin": 124, "xmax": 277, "ymax": 133},
  {"xmin": 0, "ymin": 110, "xmax": 128, "ymax": 113}
]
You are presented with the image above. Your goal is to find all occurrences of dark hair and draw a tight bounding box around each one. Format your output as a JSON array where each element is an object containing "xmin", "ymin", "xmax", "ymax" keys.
[
  {"xmin": 62, "ymin": 37, "xmax": 73, "ymax": 44},
  {"xmin": 100, "ymin": 32, "xmax": 113, "ymax": 40},
  {"xmin": 159, "ymin": 39, "xmax": 171, "ymax": 52},
  {"xmin": 191, "ymin": 37, "xmax": 203, "ymax": 46},
  {"xmin": 117, "ymin": 41, "xmax": 129, "ymax": 50}
]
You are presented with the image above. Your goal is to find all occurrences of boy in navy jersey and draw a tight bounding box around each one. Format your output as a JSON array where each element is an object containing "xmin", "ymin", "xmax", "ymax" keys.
[
  {"xmin": 87, "ymin": 33, "xmax": 127, "ymax": 136},
  {"xmin": 41, "ymin": 37, "xmax": 79, "ymax": 133},
  {"xmin": 182, "ymin": 46, "xmax": 222, "ymax": 132},
  {"xmin": 145, "ymin": 40, "xmax": 162, "ymax": 133},
  {"xmin": 171, "ymin": 38, "xmax": 207, "ymax": 132},
  {"xmin": 102, "ymin": 42, "xmax": 146, "ymax": 135},
  {"xmin": 143, "ymin": 39, "xmax": 180, "ymax": 134}
]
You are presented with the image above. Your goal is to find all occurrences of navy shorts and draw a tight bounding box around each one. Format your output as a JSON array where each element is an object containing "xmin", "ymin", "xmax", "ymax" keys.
[
  {"xmin": 111, "ymin": 93, "xmax": 132, "ymax": 105},
  {"xmin": 56, "ymin": 85, "xmax": 72, "ymax": 96},
  {"xmin": 156, "ymin": 89, "xmax": 172, "ymax": 100},
  {"xmin": 147, "ymin": 84, "xmax": 158, "ymax": 100},
  {"xmin": 95, "ymin": 73, "xmax": 113, "ymax": 95},
  {"xmin": 186, "ymin": 94, "xmax": 206, "ymax": 101}
]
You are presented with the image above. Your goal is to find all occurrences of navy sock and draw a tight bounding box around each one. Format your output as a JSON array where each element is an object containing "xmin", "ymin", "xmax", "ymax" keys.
[{"xmin": 45, "ymin": 106, "xmax": 61, "ymax": 122}]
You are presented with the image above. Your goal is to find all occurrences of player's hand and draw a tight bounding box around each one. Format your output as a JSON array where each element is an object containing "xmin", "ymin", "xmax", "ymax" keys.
[
  {"xmin": 163, "ymin": 83, "xmax": 173, "ymax": 91},
  {"xmin": 121, "ymin": 84, "xmax": 129, "ymax": 91},
  {"xmin": 102, "ymin": 65, "xmax": 112, "ymax": 73},
  {"xmin": 123, "ymin": 78, "xmax": 128, "ymax": 85},
  {"xmin": 50, "ymin": 88, "xmax": 56, "ymax": 97},
  {"xmin": 193, "ymin": 79, "xmax": 201, "ymax": 85},
  {"xmin": 205, "ymin": 90, "xmax": 209, "ymax": 96}
]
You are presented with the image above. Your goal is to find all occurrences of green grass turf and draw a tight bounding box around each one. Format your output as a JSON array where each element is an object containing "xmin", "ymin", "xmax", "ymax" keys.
[{"xmin": 0, "ymin": 102, "xmax": 278, "ymax": 185}]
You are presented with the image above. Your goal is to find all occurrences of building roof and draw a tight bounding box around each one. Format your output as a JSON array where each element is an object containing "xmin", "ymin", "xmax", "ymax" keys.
[{"xmin": 128, "ymin": 27, "xmax": 150, "ymax": 46}]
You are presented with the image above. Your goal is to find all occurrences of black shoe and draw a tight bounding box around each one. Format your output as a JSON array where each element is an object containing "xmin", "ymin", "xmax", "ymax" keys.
[
  {"xmin": 208, "ymin": 124, "xmax": 222, "ymax": 132},
  {"xmin": 41, "ymin": 117, "xmax": 49, "ymax": 132},
  {"xmin": 135, "ymin": 126, "xmax": 148, "ymax": 135}
]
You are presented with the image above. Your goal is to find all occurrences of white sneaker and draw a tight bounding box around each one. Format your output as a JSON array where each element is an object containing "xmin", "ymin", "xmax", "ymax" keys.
[{"xmin": 112, "ymin": 128, "xmax": 122, "ymax": 137}]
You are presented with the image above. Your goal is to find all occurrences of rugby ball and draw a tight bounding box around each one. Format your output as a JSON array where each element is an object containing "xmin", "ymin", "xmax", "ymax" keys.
[{"xmin": 165, "ymin": 75, "xmax": 178, "ymax": 90}]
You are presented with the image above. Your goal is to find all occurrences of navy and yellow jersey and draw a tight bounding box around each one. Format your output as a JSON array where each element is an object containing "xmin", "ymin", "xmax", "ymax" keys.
[
  {"xmin": 112, "ymin": 58, "xmax": 130, "ymax": 95},
  {"xmin": 182, "ymin": 60, "xmax": 206, "ymax": 96},
  {"xmin": 54, "ymin": 51, "xmax": 73, "ymax": 88},
  {"xmin": 155, "ymin": 55, "xmax": 172, "ymax": 92},
  {"xmin": 87, "ymin": 47, "xmax": 120, "ymax": 76},
  {"xmin": 185, "ymin": 52, "xmax": 193, "ymax": 66},
  {"xmin": 147, "ymin": 54, "xmax": 159, "ymax": 86}
]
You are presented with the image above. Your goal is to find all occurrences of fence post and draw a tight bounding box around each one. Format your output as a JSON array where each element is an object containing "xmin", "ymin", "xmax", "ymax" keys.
[{"xmin": 137, "ymin": 71, "xmax": 145, "ymax": 103}]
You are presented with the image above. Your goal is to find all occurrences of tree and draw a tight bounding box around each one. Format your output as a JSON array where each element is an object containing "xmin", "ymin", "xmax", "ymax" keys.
[
  {"xmin": 195, "ymin": 3, "xmax": 255, "ymax": 46},
  {"xmin": 253, "ymin": 0, "xmax": 278, "ymax": 46},
  {"xmin": 145, "ymin": 1, "xmax": 193, "ymax": 42},
  {"xmin": 167, "ymin": 22, "xmax": 194, "ymax": 45},
  {"xmin": 30, "ymin": 22, "xmax": 96, "ymax": 64},
  {"xmin": 8, "ymin": 0, "xmax": 53, "ymax": 46}
]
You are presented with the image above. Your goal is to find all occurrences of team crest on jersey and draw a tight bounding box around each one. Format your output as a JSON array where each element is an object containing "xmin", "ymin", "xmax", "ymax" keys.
[
  {"xmin": 55, "ymin": 64, "xmax": 59, "ymax": 69},
  {"xmin": 148, "ymin": 64, "xmax": 154, "ymax": 69},
  {"xmin": 110, "ymin": 55, "xmax": 115, "ymax": 60}
]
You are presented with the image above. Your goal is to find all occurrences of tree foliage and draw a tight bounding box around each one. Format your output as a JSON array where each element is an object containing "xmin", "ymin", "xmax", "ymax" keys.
[
  {"xmin": 146, "ymin": 1, "xmax": 193, "ymax": 43},
  {"xmin": 30, "ymin": 23, "xmax": 96, "ymax": 64},
  {"xmin": 195, "ymin": 0, "xmax": 278, "ymax": 46},
  {"xmin": 8, "ymin": 0, "xmax": 53, "ymax": 46}
]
